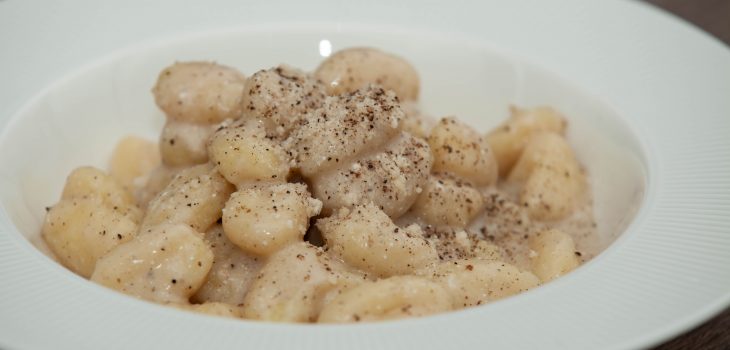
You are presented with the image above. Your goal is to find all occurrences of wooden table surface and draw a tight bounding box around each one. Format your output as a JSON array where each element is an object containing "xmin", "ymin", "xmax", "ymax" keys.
[{"xmin": 643, "ymin": 0, "xmax": 729, "ymax": 349}]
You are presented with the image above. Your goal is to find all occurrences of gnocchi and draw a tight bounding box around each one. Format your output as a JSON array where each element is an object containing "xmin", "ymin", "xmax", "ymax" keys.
[
  {"xmin": 314, "ymin": 47, "xmax": 420, "ymax": 101},
  {"xmin": 317, "ymin": 203, "xmax": 438, "ymax": 277},
  {"xmin": 409, "ymin": 116, "xmax": 498, "ymax": 228},
  {"xmin": 400, "ymin": 101, "xmax": 433, "ymax": 139},
  {"xmin": 134, "ymin": 165, "xmax": 179, "ymax": 209},
  {"xmin": 410, "ymin": 174, "xmax": 485, "ymax": 228},
  {"xmin": 141, "ymin": 163, "xmax": 234, "ymax": 232},
  {"xmin": 420, "ymin": 259, "xmax": 539, "ymax": 309},
  {"xmin": 159, "ymin": 121, "xmax": 219, "ymax": 167},
  {"xmin": 61, "ymin": 166, "xmax": 141, "ymax": 222},
  {"xmin": 42, "ymin": 197, "xmax": 138, "ymax": 278},
  {"xmin": 508, "ymin": 132, "xmax": 586, "ymax": 221},
  {"xmin": 222, "ymin": 183, "xmax": 322, "ymax": 256},
  {"xmin": 192, "ymin": 225, "xmax": 263, "ymax": 305},
  {"xmin": 528, "ymin": 229, "xmax": 580, "ymax": 282},
  {"xmin": 208, "ymin": 119, "xmax": 290, "ymax": 186},
  {"xmin": 153, "ymin": 61, "xmax": 247, "ymax": 166},
  {"xmin": 242, "ymin": 242, "xmax": 364, "ymax": 322},
  {"xmin": 42, "ymin": 167, "xmax": 140, "ymax": 277},
  {"xmin": 42, "ymin": 47, "xmax": 599, "ymax": 324},
  {"xmin": 428, "ymin": 117, "xmax": 498, "ymax": 187},
  {"xmin": 241, "ymin": 65, "xmax": 326, "ymax": 139},
  {"xmin": 318, "ymin": 276, "xmax": 451, "ymax": 323},
  {"xmin": 486, "ymin": 106, "xmax": 567, "ymax": 177},
  {"xmin": 109, "ymin": 136, "xmax": 161, "ymax": 193},
  {"xmin": 91, "ymin": 223, "xmax": 214, "ymax": 304},
  {"xmin": 310, "ymin": 132, "xmax": 432, "ymax": 218}
]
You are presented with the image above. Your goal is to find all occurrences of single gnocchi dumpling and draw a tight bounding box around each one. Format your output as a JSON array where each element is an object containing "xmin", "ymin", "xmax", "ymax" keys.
[
  {"xmin": 315, "ymin": 47, "xmax": 420, "ymax": 101},
  {"xmin": 528, "ymin": 229, "xmax": 580, "ymax": 282},
  {"xmin": 410, "ymin": 174, "xmax": 485, "ymax": 228},
  {"xmin": 421, "ymin": 259, "xmax": 539, "ymax": 309},
  {"xmin": 193, "ymin": 225, "xmax": 263, "ymax": 306},
  {"xmin": 61, "ymin": 166, "xmax": 141, "ymax": 222},
  {"xmin": 42, "ymin": 197, "xmax": 138, "ymax": 278},
  {"xmin": 508, "ymin": 132, "xmax": 586, "ymax": 221},
  {"xmin": 241, "ymin": 65, "xmax": 326, "ymax": 139},
  {"xmin": 317, "ymin": 202, "xmax": 439, "ymax": 277},
  {"xmin": 141, "ymin": 163, "xmax": 235, "ymax": 232},
  {"xmin": 242, "ymin": 242, "xmax": 365, "ymax": 322},
  {"xmin": 91, "ymin": 224, "xmax": 214, "ymax": 304},
  {"xmin": 486, "ymin": 106, "xmax": 567, "ymax": 177},
  {"xmin": 222, "ymin": 183, "xmax": 322, "ymax": 256},
  {"xmin": 429, "ymin": 117, "xmax": 498, "ymax": 187},
  {"xmin": 153, "ymin": 61, "xmax": 246, "ymax": 124},
  {"xmin": 318, "ymin": 276, "xmax": 451, "ymax": 323},
  {"xmin": 208, "ymin": 119, "xmax": 291, "ymax": 187}
]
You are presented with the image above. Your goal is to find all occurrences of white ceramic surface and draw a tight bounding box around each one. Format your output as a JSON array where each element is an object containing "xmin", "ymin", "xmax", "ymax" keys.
[{"xmin": 0, "ymin": 1, "xmax": 729, "ymax": 350}]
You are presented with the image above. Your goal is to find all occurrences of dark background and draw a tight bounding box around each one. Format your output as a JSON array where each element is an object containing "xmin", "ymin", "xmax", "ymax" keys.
[{"xmin": 645, "ymin": 0, "xmax": 729, "ymax": 349}]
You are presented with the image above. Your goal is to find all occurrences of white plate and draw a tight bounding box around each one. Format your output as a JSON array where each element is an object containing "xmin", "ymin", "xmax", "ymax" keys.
[{"xmin": 0, "ymin": 1, "xmax": 729, "ymax": 349}]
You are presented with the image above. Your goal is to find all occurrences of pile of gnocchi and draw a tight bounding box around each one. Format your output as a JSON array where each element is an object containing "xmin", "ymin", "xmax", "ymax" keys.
[{"xmin": 41, "ymin": 47, "xmax": 594, "ymax": 322}]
